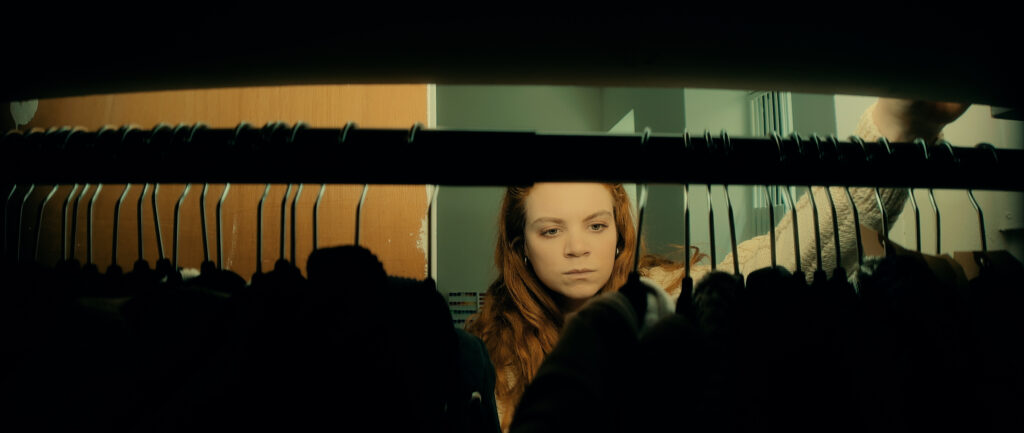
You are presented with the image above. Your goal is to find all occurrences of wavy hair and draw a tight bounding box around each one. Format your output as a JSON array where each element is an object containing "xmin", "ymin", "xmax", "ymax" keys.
[{"xmin": 464, "ymin": 183, "xmax": 704, "ymax": 429}]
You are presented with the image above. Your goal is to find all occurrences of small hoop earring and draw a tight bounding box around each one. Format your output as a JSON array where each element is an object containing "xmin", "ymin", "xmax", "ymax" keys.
[
  {"xmin": 615, "ymin": 248, "xmax": 620, "ymax": 256},
  {"xmin": 524, "ymin": 256, "xmax": 528, "ymax": 265}
]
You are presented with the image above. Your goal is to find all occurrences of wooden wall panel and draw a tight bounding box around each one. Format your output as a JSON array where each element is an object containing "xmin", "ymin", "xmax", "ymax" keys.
[{"xmin": 10, "ymin": 85, "xmax": 429, "ymax": 281}]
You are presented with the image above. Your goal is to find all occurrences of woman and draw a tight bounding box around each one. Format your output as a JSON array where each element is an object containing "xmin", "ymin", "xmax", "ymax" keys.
[{"xmin": 464, "ymin": 98, "xmax": 969, "ymax": 432}]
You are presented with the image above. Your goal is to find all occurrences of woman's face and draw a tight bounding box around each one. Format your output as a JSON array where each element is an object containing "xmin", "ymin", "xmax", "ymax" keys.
[{"xmin": 523, "ymin": 183, "xmax": 618, "ymax": 304}]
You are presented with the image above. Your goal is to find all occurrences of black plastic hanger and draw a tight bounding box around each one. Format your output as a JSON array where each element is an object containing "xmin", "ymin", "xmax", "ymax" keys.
[
  {"xmin": 33, "ymin": 184, "xmax": 58, "ymax": 264},
  {"xmin": 830, "ymin": 135, "xmax": 864, "ymax": 270},
  {"xmin": 793, "ymin": 133, "xmax": 827, "ymax": 285},
  {"xmin": 59, "ymin": 183, "xmax": 79, "ymax": 265},
  {"xmin": 811, "ymin": 134, "xmax": 844, "ymax": 279},
  {"xmin": 172, "ymin": 183, "xmax": 191, "ymax": 274},
  {"xmin": 255, "ymin": 182, "xmax": 270, "ymax": 279},
  {"xmin": 149, "ymin": 124, "xmax": 173, "ymax": 279},
  {"xmin": 67, "ymin": 183, "xmax": 89, "ymax": 267},
  {"xmin": 721, "ymin": 131, "xmax": 741, "ymax": 281},
  {"xmin": 773, "ymin": 132, "xmax": 802, "ymax": 279},
  {"xmin": 705, "ymin": 131, "xmax": 717, "ymax": 272},
  {"xmin": 619, "ymin": 128, "xmax": 651, "ymax": 324},
  {"xmin": 15, "ymin": 184, "xmax": 35, "ymax": 264},
  {"xmin": 109, "ymin": 182, "xmax": 131, "ymax": 276}
]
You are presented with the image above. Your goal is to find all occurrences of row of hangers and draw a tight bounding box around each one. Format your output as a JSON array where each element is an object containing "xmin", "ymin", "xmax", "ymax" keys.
[
  {"xmin": 626, "ymin": 129, "xmax": 1010, "ymax": 295},
  {"xmin": 1, "ymin": 120, "xmax": 1019, "ymax": 190},
  {"xmin": 2, "ymin": 122, "xmax": 438, "ymax": 285},
  {"xmin": 2, "ymin": 123, "xmax": 1013, "ymax": 290}
]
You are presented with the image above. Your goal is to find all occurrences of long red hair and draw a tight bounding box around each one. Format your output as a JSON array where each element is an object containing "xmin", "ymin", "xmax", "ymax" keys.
[{"xmin": 465, "ymin": 183, "xmax": 708, "ymax": 429}]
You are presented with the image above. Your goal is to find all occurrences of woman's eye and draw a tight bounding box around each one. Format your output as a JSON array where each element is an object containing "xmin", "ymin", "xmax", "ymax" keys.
[
  {"xmin": 589, "ymin": 223, "xmax": 608, "ymax": 231},
  {"xmin": 541, "ymin": 228, "xmax": 560, "ymax": 237}
]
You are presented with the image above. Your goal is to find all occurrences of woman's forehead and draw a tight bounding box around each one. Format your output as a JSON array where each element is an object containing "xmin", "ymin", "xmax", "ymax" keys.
[{"xmin": 525, "ymin": 183, "xmax": 614, "ymax": 220}]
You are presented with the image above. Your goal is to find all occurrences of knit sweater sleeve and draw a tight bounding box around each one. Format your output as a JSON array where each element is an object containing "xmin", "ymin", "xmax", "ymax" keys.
[{"xmin": 719, "ymin": 101, "xmax": 910, "ymax": 280}]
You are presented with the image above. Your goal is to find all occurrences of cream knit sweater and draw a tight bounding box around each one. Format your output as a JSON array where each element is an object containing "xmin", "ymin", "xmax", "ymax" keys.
[{"xmin": 644, "ymin": 101, "xmax": 909, "ymax": 304}]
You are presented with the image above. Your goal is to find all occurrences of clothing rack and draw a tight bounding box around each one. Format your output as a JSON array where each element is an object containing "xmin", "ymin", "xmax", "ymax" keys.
[{"xmin": 2, "ymin": 125, "xmax": 1022, "ymax": 190}]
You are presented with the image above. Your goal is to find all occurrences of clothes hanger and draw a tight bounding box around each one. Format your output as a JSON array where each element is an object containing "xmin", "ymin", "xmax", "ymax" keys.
[
  {"xmin": 217, "ymin": 182, "xmax": 231, "ymax": 271},
  {"xmin": 59, "ymin": 183, "xmax": 79, "ymax": 264},
  {"xmin": 849, "ymin": 135, "xmax": 887, "ymax": 259},
  {"xmin": 772, "ymin": 132, "xmax": 802, "ymax": 278},
  {"xmin": 721, "ymin": 130, "xmax": 741, "ymax": 281},
  {"xmin": 68, "ymin": 183, "xmax": 90, "ymax": 266},
  {"xmin": 792, "ymin": 133, "xmax": 827, "ymax": 285},
  {"xmin": 133, "ymin": 183, "xmax": 150, "ymax": 272},
  {"xmin": 704, "ymin": 131, "xmax": 717, "ymax": 272},
  {"xmin": 149, "ymin": 124, "xmax": 173, "ymax": 278},
  {"xmin": 682, "ymin": 132, "xmax": 693, "ymax": 291},
  {"xmin": 279, "ymin": 183, "xmax": 293, "ymax": 267},
  {"xmin": 619, "ymin": 128, "xmax": 652, "ymax": 323},
  {"xmin": 313, "ymin": 181, "xmax": 325, "ymax": 252},
  {"xmin": 633, "ymin": 129, "xmax": 651, "ymax": 275},
  {"xmin": 33, "ymin": 184, "xmax": 59, "ymax": 264},
  {"xmin": 908, "ymin": 138, "xmax": 929, "ymax": 253},
  {"xmin": 291, "ymin": 183, "xmax": 303, "ymax": 264},
  {"xmin": 173, "ymin": 183, "xmax": 191, "ymax": 272},
  {"xmin": 288, "ymin": 122, "xmax": 308, "ymax": 264},
  {"xmin": 110, "ymin": 181, "xmax": 132, "ymax": 274},
  {"xmin": 15, "ymin": 184, "xmax": 35, "ymax": 264},
  {"xmin": 811, "ymin": 134, "xmax": 844, "ymax": 279},
  {"xmin": 952, "ymin": 142, "xmax": 1020, "ymax": 280},
  {"xmin": 831, "ymin": 135, "xmax": 864, "ymax": 269},
  {"xmin": 86, "ymin": 182, "xmax": 103, "ymax": 271},
  {"xmin": 256, "ymin": 182, "xmax": 271, "ymax": 277}
]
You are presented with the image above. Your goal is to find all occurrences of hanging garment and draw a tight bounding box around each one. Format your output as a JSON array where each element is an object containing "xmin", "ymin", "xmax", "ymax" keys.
[{"xmin": 509, "ymin": 273, "xmax": 674, "ymax": 433}]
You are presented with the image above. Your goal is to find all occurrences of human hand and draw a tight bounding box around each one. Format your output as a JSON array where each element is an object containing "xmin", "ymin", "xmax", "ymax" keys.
[{"xmin": 873, "ymin": 98, "xmax": 970, "ymax": 143}]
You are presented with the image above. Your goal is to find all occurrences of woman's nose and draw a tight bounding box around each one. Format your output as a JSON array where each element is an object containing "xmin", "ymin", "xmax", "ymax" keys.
[{"xmin": 564, "ymin": 232, "xmax": 590, "ymax": 257}]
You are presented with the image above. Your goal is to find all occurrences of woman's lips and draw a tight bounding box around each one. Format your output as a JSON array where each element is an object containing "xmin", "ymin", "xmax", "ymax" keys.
[{"xmin": 564, "ymin": 269, "xmax": 595, "ymax": 275}]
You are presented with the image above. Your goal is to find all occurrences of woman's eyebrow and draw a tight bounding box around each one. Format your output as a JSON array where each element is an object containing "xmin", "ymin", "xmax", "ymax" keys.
[
  {"xmin": 584, "ymin": 211, "xmax": 613, "ymax": 220},
  {"xmin": 529, "ymin": 210, "xmax": 612, "ymax": 227}
]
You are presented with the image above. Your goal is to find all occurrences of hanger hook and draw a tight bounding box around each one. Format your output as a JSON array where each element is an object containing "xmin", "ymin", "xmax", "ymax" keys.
[
  {"xmin": 152, "ymin": 183, "xmax": 164, "ymax": 260},
  {"xmin": 217, "ymin": 183, "xmax": 231, "ymax": 270},
  {"xmin": 112, "ymin": 182, "xmax": 132, "ymax": 269},
  {"xmin": 721, "ymin": 130, "xmax": 740, "ymax": 277},
  {"xmin": 149, "ymin": 124, "xmax": 171, "ymax": 261},
  {"xmin": 257, "ymin": 183, "xmax": 271, "ymax": 274},
  {"xmin": 69, "ymin": 183, "xmax": 90, "ymax": 263},
  {"xmin": 634, "ymin": 127, "xmax": 651, "ymax": 274},
  {"xmin": 341, "ymin": 121, "xmax": 356, "ymax": 145},
  {"xmin": 793, "ymin": 132, "xmax": 823, "ymax": 275},
  {"xmin": 813, "ymin": 134, "xmax": 843, "ymax": 275},
  {"xmin": 88, "ymin": 183, "xmax": 103, "ymax": 265},
  {"xmin": 427, "ymin": 184, "xmax": 439, "ymax": 281},
  {"xmin": 200, "ymin": 183, "xmax": 210, "ymax": 264},
  {"xmin": 704, "ymin": 131, "xmax": 717, "ymax": 271},
  {"xmin": 772, "ymin": 133, "xmax": 800, "ymax": 273},
  {"xmin": 60, "ymin": 183, "xmax": 80, "ymax": 263},
  {"xmin": 280, "ymin": 183, "xmax": 293, "ymax": 262},
  {"xmin": 136, "ymin": 183, "xmax": 149, "ymax": 265},
  {"xmin": 832, "ymin": 135, "xmax": 863, "ymax": 268},
  {"xmin": 313, "ymin": 183, "xmax": 326, "ymax": 252},
  {"xmin": 850, "ymin": 135, "xmax": 888, "ymax": 245},
  {"xmin": 291, "ymin": 183, "xmax": 303, "ymax": 264},
  {"xmin": 966, "ymin": 143, "xmax": 998, "ymax": 253},
  {"xmin": 16, "ymin": 184, "xmax": 35, "ymax": 264},
  {"xmin": 34, "ymin": 184, "xmax": 59, "ymax": 264},
  {"xmin": 173, "ymin": 183, "xmax": 191, "ymax": 269},
  {"xmin": 682, "ymin": 131, "xmax": 692, "ymax": 280}
]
